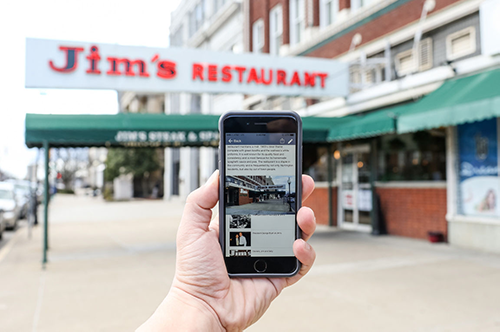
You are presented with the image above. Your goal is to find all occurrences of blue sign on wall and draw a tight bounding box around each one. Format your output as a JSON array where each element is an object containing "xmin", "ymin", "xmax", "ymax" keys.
[{"xmin": 457, "ymin": 118, "xmax": 499, "ymax": 216}]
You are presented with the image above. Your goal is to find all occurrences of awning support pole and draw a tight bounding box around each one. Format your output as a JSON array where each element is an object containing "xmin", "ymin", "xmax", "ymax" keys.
[
  {"xmin": 327, "ymin": 144, "xmax": 334, "ymax": 227},
  {"xmin": 370, "ymin": 138, "xmax": 381, "ymax": 235},
  {"xmin": 43, "ymin": 141, "xmax": 49, "ymax": 265}
]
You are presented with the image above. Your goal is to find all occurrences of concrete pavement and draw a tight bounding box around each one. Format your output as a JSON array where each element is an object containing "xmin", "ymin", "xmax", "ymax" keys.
[{"xmin": 0, "ymin": 194, "xmax": 500, "ymax": 331}]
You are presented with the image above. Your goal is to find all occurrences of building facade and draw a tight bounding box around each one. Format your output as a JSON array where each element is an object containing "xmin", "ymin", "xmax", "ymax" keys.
[
  {"xmin": 246, "ymin": 0, "xmax": 500, "ymax": 252},
  {"xmin": 164, "ymin": 0, "xmax": 245, "ymax": 199}
]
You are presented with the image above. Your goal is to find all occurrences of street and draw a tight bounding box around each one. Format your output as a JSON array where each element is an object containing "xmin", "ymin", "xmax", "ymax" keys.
[
  {"xmin": 0, "ymin": 194, "xmax": 499, "ymax": 331},
  {"xmin": 227, "ymin": 198, "xmax": 295, "ymax": 215}
]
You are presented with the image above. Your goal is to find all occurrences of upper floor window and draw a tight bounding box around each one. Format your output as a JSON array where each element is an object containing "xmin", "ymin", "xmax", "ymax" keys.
[
  {"xmin": 170, "ymin": 25, "xmax": 183, "ymax": 47},
  {"xmin": 213, "ymin": 0, "xmax": 227, "ymax": 14},
  {"xmin": 290, "ymin": 0, "xmax": 305, "ymax": 45},
  {"xmin": 270, "ymin": 5, "xmax": 283, "ymax": 55},
  {"xmin": 320, "ymin": 0, "xmax": 338, "ymax": 28},
  {"xmin": 351, "ymin": 0, "xmax": 377, "ymax": 12},
  {"xmin": 395, "ymin": 38, "xmax": 433, "ymax": 77},
  {"xmin": 252, "ymin": 19, "xmax": 265, "ymax": 53},
  {"xmin": 189, "ymin": 1, "xmax": 205, "ymax": 37},
  {"xmin": 446, "ymin": 26, "xmax": 476, "ymax": 61}
]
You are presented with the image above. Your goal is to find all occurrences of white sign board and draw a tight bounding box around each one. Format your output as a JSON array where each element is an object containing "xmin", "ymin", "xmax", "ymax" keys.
[
  {"xmin": 480, "ymin": 0, "xmax": 500, "ymax": 56},
  {"xmin": 25, "ymin": 38, "xmax": 349, "ymax": 97}
]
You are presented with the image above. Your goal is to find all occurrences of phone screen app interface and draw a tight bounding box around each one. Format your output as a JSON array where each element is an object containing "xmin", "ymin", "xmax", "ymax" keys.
[{"xmin": 225, "ymin": 133, "xmax": 296, "ymax": 257}]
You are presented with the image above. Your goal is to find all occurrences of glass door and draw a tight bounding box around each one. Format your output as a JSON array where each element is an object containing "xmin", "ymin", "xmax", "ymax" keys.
[
  {"xmin": 341, "ymin": 152, "xmax": 355, "ymax": 225},
  {"xmin": 339, "ymin": 146, "xmax": 372, "ymax": 231}
]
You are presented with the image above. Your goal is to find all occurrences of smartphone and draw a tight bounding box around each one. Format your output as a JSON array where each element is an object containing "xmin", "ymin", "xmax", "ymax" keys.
[{"xmin": 218, "ymin": 111, "xmax": 302, "ymax": 277}]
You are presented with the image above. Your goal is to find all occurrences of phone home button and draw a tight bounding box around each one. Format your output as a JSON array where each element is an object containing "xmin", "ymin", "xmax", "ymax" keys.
[{"xmin": 254, "ymin": 260, "xmax": 267, "ymax": 273}]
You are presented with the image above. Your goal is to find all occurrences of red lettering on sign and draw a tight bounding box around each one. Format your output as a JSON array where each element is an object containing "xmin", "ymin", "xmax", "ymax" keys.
[
  {"xmin": 106, "ymin": 57, "xmax": 150, "ymax": 77},
  {"xmin": 192, "ymin": 63, "xmax": 204, "ymax": 81},
  {"xmin": 221, "ymin": 65, "xmax": 232, "ymax": 82},
  {"xmin": 49, "ymin": 46, "xmax": 84, "ymax": 73},
  {"xmin": 289, "ymin": 71, "xmax": 301, "ymax": 86},
  {"xmin": 276, "ymin": 70, "xmax": 287, "ymax": 86},
  {"xmin": 261, "ymin": 69, "xmax": 272, "ymax": 85},
  {"xmin": 234, "ymin": 66, "xmax": 246, "ymax": 83},
  {"xmin": 247, "ymin": 67, "xmax": 260, "ymax": 84},
  {"xmin": 86, "ymin": 45, "xmax": 101, "ymax": 74},
  {"xmin": 317, "ymin": 72, "xmax": 328, "ymax": 88},
  {"xmin": 208, "ymin": 64, "xmax": 218, "ymax": 82},
  {"xmin": 157, "ymin": 60, "xmax": 176, "ymax": 79},
  {"xmin": 303, "ymin": 72, "xmax": 315, "ymax": 87}
]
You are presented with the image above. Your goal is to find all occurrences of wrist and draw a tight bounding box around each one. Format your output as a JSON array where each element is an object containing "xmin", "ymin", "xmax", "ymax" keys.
[{"xmin": 137, "ymin": 285, "xmax": 225, "ymax": 332}]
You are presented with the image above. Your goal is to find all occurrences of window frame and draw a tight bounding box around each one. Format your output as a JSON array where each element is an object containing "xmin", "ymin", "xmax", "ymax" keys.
[
  {"xmin": 290, "ymin": 0, "xmax": 305, "ymax": 46},
  {"xmin": 252, "ymin": 19, "xmax": 265, "ymax": 53},
  {"xmin": 446, "ymin": 26, "xmax": 477, "ymax": 61},
  {"xmin": 269, "ymin": 4, "xmax": 283, "ymax": 55},
  {"xmin": 395, "ymin": 38, "xmax": 433, "ymax": 77},
  {"xmin": 320, "ymin": 0, "xmax": 339, "ymax": 28}
]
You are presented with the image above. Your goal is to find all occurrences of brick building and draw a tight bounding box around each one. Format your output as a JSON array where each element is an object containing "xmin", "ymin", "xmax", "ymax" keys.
[{"xmin": 243, "ymin": 0, "xmax": 500, "ymax": 252}]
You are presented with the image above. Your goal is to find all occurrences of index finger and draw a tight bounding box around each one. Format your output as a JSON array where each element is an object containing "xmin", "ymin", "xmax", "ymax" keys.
[{"xmin": 302, "ymin": 175, "xmax": 315, "ymax": 203}]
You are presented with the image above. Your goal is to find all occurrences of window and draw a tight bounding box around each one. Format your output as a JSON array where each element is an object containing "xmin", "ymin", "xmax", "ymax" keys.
[
  {"xmin": 190, "ymin": 94, "xmax": 202, "ymax": 114},
  {"xmin": 252, "ymin": 19, "xmax": 265, "ymax": 53},
  {"xmin": 170, "ymin": 93, "xmax": 180, "ymax": 114},
  {"xmin": 170, "ymin": 26, "xmax": 183, "ymax": 47},
  {"xmin": 290, "ymin": 0, "xmax": 305, "ymax": 45},
  {"xmin": 446, "ymin": 27, "xmax": 476, "ymax": 61},
  {"xmin": 351, "ymin": 0, "xmax": 376, "ymax": 12},
  {"xmin": 303, "ymin": 146, "xmax": 336, "ymax": 183},
  {"xmin": 213, "ymin": 0, "xmax": 226, "ymax": 14},
  {"xmin": 270, "ymin": 5, "xmax": 283, "ymax": 55},
  {"xmin": 189, "ymin": 2, "xmax": 205, "ymax": 37},
  {"xmin": 395, "ymin": 38, "xmax": 433, "ymax": 76},
  {"xmin": 377, "ymin": 130, "xmax": 446, "ymax": 182},
  {"xmin": 320, "ymin": 0, "xmax": 338, "ymax": 28}
]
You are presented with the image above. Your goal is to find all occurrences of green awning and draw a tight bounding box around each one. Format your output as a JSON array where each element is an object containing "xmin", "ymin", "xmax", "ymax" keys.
[
  {"xmin": 25, "ymin": 113, "xmax": 221, "ymax": 148},
  {"xmin": 398, "ymin": 68, "xmax": 500, "ymax": 133},
  {"xmin": 326, "ymin": 105, "xmax": 408, "ymax": 142},
  {"xmin": 25, "ymin": 113, "xmax": 342, "ymax": 148}
]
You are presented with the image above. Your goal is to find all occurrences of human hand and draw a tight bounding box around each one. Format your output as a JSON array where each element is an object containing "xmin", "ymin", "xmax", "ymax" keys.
[{"xmin": 138, "ymin": 171, "xmax": 316, "ymax": 332}]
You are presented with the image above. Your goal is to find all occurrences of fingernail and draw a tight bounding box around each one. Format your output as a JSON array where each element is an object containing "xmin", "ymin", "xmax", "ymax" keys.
[
  {"xmin": 303, "ymin": 240, "xmax": 311, "ymax": 251},
  {"xmin": 206, "ymin": 170, "xmax": 218, "ymax": 185}
]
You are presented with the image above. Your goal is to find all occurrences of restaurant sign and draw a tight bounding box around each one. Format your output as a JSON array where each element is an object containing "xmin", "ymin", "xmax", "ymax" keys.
[{"xmin": 25, "ymin": 38, "xmax": 348, "ymax": 97}]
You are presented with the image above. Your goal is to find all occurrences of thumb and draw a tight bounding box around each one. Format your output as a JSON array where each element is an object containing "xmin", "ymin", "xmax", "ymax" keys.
[{"xmin": 179, "ymin": 170, "xmax": 219, "ymax": 233}]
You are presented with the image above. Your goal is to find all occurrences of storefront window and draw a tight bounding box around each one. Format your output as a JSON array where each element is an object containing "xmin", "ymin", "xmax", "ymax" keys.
[
  {"xmin": 303, "ymin": 146, "xmax": 336, "ymax": 183},
  {"xmin": 378, "ymin": 130, "xmax": 446, "ymax": 181}
]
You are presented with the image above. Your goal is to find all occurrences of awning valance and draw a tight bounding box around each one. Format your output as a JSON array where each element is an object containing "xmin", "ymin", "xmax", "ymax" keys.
[
  {"xmin": 25, "ymin": 113, "xmax": 343, "ymax": 148},
  {"xmin": 326, "ymin": 104, "xmax": 412, "ymax": 142},
  {"xmin": 397, "ymin": 68, "xmax": 500, "ymax": 133}
]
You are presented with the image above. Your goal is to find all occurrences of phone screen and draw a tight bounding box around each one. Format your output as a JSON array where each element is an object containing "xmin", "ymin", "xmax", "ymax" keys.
[{"xmin": 221, "ymin": 115, "xmax": 299, "ymax": 275}]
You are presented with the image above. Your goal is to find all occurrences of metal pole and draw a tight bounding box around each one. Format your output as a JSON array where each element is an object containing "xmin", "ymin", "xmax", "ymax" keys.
[
  {"xmin": 43, "ymin": 141, "xmax": 49, "ymax": 265},
  {"xmin": 370, "ymin": 138, "xmax": 380, "ymax": 235},
  {"xmin": 327, "ymin": 144, "xmax": 334, "ymax": 227}
]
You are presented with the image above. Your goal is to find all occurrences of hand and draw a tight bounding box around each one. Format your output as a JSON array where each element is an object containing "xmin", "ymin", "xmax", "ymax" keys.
[{"xmin": 138, "ymin": 171, "xmax": 316, "ymax": 332}]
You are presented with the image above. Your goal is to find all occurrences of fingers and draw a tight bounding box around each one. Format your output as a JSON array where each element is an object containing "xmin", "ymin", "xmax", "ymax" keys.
[
  {"xmin": 180, "ymin": 170, "xmax": 219, "ymax": 232},
  {"xmin": 297, "ymin": 207, "xmax": 316, "ymax": 242},
  {"xmin": 286, "ymin": 239, "xmax": 316, "ymax": 287},
  {"xmin": 301, "ymin": 175, "xmax": 315, "ymax": 203}
]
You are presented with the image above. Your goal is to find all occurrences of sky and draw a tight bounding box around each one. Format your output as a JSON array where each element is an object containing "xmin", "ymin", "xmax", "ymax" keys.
[{"xmin": 0, "ymin": 0, "xmax": 182, "ymax": 179}]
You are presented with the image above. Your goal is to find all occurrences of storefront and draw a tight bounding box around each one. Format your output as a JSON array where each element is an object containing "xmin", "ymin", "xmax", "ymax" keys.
[{"xmin": 302, "ymin": 67, "xmax": 500, "ymax": 252}]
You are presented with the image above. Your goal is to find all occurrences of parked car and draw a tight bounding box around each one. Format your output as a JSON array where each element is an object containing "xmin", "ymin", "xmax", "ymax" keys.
[
  {"xmin": 0, "ymin": 182, "xmax": 21, "ymax": 230},
  {"xmin": 6, "ymin": 180, "xmax": 34, "ymax": 220}
]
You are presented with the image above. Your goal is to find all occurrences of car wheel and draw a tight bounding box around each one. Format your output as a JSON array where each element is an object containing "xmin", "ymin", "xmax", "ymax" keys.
[{"xmin": 6, "ymin": 219, "xmax": 17, "ymax": 231}]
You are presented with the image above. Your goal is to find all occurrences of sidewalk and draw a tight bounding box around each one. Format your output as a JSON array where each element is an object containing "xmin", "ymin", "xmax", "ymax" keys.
[{"xmin": 1, "ymin": 194, "xmax": 500, "ymax": 331}]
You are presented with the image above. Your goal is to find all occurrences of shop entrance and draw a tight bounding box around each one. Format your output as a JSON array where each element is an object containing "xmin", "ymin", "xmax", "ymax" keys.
[{"xmin": 338, "ymin": 145, "xmax": 372, "ymax": 232}]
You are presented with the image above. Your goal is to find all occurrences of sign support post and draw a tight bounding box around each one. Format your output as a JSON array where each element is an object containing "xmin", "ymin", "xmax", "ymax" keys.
[{"xmin": 43, "ymin": 141, "xmax": 49, "ymax": 265}]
